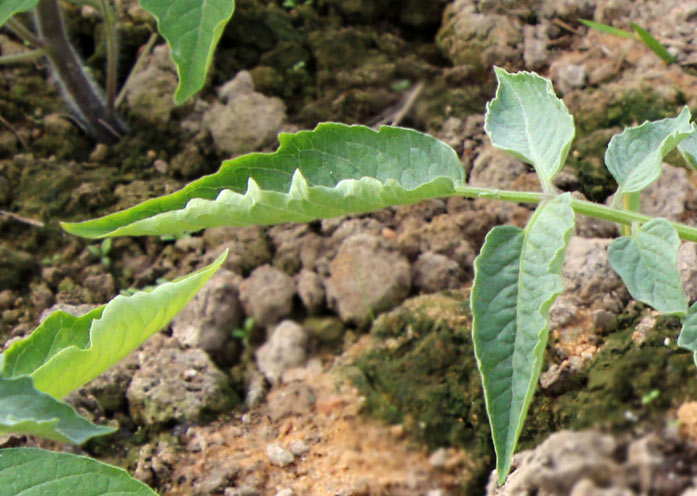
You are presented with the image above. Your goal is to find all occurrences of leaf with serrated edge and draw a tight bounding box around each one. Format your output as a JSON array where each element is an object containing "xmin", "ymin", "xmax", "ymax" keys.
[
  {"xmin": 605, "ymin": 107, "xmax": 693, "ymax": 195},
  {"xmin": 0, "ymin": 251, "xmax": 226, "ymax": 399},
  {"xmin": 139, "ymin": 0, "xmax": 235, "ymax": 104},
  {"xmin": 0, "ymin": 448, "xmax": 157, "ymax": 496},
  {"xmin": 471, "ymin": 193, "xmax": 575, "ymax": 484},
  {"xmin": 484, "ymin": 67, "xmax": 575, "ymax": 191},
  {"xmin": 0, "ymin": 0, "xmax": 37, "ymax": 28},
  {"xmin": 61, "ymin": 124, "xmax": 465, "ymax": 238},
  {"xmin": 608, "ymin": 218, "xmax": 687, "ymax": 316},
  {"xmin": 0, "ymin": 376, "xmax": 115, "ymax": 444}
]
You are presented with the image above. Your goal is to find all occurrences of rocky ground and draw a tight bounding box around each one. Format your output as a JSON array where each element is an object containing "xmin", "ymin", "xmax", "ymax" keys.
[{"xmin": 5, "ymin": 0, "xmax": 697, "ymax": 494}]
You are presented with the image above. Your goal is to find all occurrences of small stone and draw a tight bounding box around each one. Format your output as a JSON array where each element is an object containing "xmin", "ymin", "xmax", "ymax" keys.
[
  {"xmin": 296, "ymin": 269, "xmax": 325, "ymax": 314},
  {"xmin": 274, "ymin": 489, "xmax": 294, "ymax": 496},
  {"xmin": 266, "ymin": 443, "xmax": 294, "ymax": 467},
  {"xmin": 289, "ymin": 439, "xmax": 310, "ymax": 456},
  {"xmin": 428, "ymin": 448, "xmax": 449, "ymax": 468},
  {"xmin": 240, "ymin": 265, "xmax": 295, "ymax": 327},
  {"xmin": 413, "ymin": 252, "xmax": 464, "ymax": 293},
  {"xmin": 326, "ymin": 234, "xmax": 411, "ymax": 327},
  {"xmin": 256, "ymin": 320, "xmax": 308, "ymax": 386}
]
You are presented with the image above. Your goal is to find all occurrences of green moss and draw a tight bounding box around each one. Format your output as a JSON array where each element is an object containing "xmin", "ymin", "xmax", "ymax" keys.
[
  {"xmin": 351, "ymin": 292, "xmax": 697, "ymax": 493},
  {"xmin": 349, "ymin": 290, "xmax": 493, "ymax": 492}
]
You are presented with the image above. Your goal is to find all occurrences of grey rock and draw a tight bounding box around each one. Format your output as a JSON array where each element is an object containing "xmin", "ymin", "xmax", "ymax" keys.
[
  {"xmin": 266, "ymin": 443, "xmax": 295, "ymax": 467},
  {"xmin": 256, "ymin": 320, "xmax": 308, "ymax": 386},
  {"xmin": 679, "ymin": 242, "xmax": 697, "ymax": 303},
  {"xmin": 202, "ymin": 226, "xmax": 273, "ymax": 275},
  {"xmin": 553, "ymin": 63, "xmax": 588, "ymax": 95},
  {"xmin": 202, "ymin": 71, "xmax": 286, "ymax": 155},
  {"xmin": 193, "ymin": 458, "xmax": 240, "ymax": 494},
  {"xmin": 561, "ymin": 237, "xmax": 624, "ymax": 308},
  {"xmin": 523, "ymin": 24, "xmax": 549, "ymax": 70},
  {"xmin": 268, "ymin": 224, "xmax": 323, "ymax": 274},
  {"xmin": 39, "ymin": 302, "xmax": 98, "ymax": 323},
  {"xmin": 171, "ymin": 268, "xmax": 243, "ymax": 363},
  {"xmin": 437, "ymin": 0, "xmax": 523, "ymax": 67},
  {"xmin": 124, "ymin": 44, "xmax": 179, "ymax": 124},
  {"xmin": 288, "ymin": 439, "xmax": 310, "ymax": 456},
  {"xmin": 326, "ymin": 234, "xmax": 411, "ymax": 327},
  {"xmin": 126, "ymin": 336, "xmax": 235, "ymax": 424},
  {"xmin": 266, "ymin": 382, "xmax": 315, "ymax": 421},
  {"xmin": 539, "ymin": 357, "xmax": 583, "ymax": 393},
  {"xmin": 239, "ymin": 265, "xmax": 295, "ymax": 327},
  {"xmin": 296, "ymin": 269, "xmax": 325, "ymax": 314},
  {"xmin": 470, "ymin": 142, "xmax": 528, "ymax": 189},
  {"xmin": 413, "ymin": 252, "xmax": 464, "ymax": 293},
  {"xmin": 641, "ymin": 164, "xmax": 689, "ymax": 221},
  {"xmin": 487, "ymin": 430, "xmax": 622, "ymax": 495}
]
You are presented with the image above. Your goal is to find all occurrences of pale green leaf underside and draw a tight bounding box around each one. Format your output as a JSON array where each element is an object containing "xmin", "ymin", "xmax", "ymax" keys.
[
  {"xmin": 678, "ymin": 302, "xmax": 697, "ymax": 366},
  {"xmin": 61, "ymin": 124, "xmax": 465, "ymax": 238},
  {"xmin": 608, "ymin": 218, "xmax": 687, "ymax": 316},
  {"xmin": 484, "ymin": 67, "xmax": 575, "ymax": 190},
  {"xmin": 471, "ymin": 193, "xmax": 575, "ymax": 484},
  {"xmin": 0, "ymin": 252, "xmax": 226, "ymax": 399},
  {"xmin": 0, "ymin": 0, "xmax": 37, "ymax": 28},
  {"xmin": 139, "ymin": 0, "xmax": 235, "ymax": 104},
  {"xmin": 0, "ymin": 376, "xmax": 115, "ymax": 444},
  {"xmin": 678, "ymin": 130, "xmax": 697, "ymax": 171},
  {"xmin": 605, "ymin": 107, "xmax": 693, "ymax": 194},
  {"xmin": 0, "ymin": 448, "xmax": 157, "ymax": 496}
]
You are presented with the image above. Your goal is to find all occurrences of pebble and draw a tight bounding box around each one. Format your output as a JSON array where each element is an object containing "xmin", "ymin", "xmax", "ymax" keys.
[
  {"xmin": 289, "ymin": 439, "xmax": 310, "ymax": 456},
  {"xmin": 266, "ymin": 443, "xmax": 295, "ymax": 467}
]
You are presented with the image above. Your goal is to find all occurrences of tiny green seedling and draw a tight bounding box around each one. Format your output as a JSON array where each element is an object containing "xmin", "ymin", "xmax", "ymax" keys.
[
  {"xmin": 87, "ymin": 238, "xmax": 112, "ymax": 267},
  {"xmin": 232, "ymin": 316, "xmax": 256, "ymax": 348},
  {"xmin": 60, "ymin": 67, "xmax": 697, "ymax": 486}
]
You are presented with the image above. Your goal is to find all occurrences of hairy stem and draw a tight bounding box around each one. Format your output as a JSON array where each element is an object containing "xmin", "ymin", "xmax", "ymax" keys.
[
  {"xmin": 97, "ymin": 0, "xmax": 118, "ymax": 113},
  {"xmin": 453, "ymin": 185, "xmax": 697, "ymax": 242},
  {"xmin": 34, "ymin": 0, "xmax": 126, "ymax": 143}
]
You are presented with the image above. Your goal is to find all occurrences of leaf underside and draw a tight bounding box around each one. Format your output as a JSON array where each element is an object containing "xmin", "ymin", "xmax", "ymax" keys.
[
  {"xmin": 484, "ymin": 67, "xmax": 575, "ymax": 190},
  {"xmin": 0, "ymin": 448, "xmax": 157, "ymax": 496},
  {"xmin": 471, "ymin": 193, "xmax": 575, "ymax": 484},
  {"xmin": 138, "ymin": 0, "xmax": 235, "ymax": 104},
  {"xmin": 0, "ymin": 252, "xmax": 226, "ymax": 399},
  {"xmin": 0, "ymin": 376, "xmax": 115, "ymax": 444},
  {"xmin": 0, "ymin": 0, "xmax": 37, "ymax": 28},
  {"xmin": 608, "ymin": 218, "xmax": 687, "ymax": 316},
  {"xmin": 678, "ymin": 302, "xmax": 697, "ymax": 365},
  {"xmin": 61, "ymin": 124, "xmax": 465, "ymax": 239},
  {"xmin": 605, "ymin": 107, "xmax": 693, "ymax": 195}
]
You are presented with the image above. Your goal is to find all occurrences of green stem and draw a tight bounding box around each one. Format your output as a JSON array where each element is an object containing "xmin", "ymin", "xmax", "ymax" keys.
[
  {"xmin": 97, "ymin": 0, "xmax": 118, "ymax": 113},
  {"xmin": 0, "ymin": 49, "xmax": 47, "ymax": 64},
  {"xmin": 453, "ymin": 185, "xmax": 697, "ymax": 242},
  {"xmin": 5, "ymin": 18, "xmax": 44, "ymax": 48}
]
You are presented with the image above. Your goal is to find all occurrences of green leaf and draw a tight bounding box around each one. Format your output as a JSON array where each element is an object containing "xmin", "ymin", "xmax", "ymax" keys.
[
  {"xmin": 0, "ymin": 376, "xmax": 115, "ymax": 444},
  {"xmin": 631, "ymin": 23, "xmax": 675, "ymax": 64},
  {"xmin": 471, "ymin": 193, "xmax": 575, "ymax": 484},
  {"xmin": 0, "ymin": 448, "xmax": 157, "ymax": 496},
  {"xmin": 605, "ymin": 107, "xmax": 693, "ymax": 195},
  {"xmin": 678, "ymin": 130, "xmax": 697, "ymax": 171},
  {"xmin": 139, "ymin": 0, "xmax": 235, "ymax": 104},
  {"xmin": 578, "ymin": 19, "xmax": 636, "ymax": 39},
  {"xmin": 608, "ymin": 218, "xmax": 687, "ymax": 316},
  {"xmin": 0, "ymin": 251, "xmax": 226, "ymax": 399},
  {"xmin": 61, "ymin": 124, "xmax": 465, "ymax": 238},
  {"xmin": 678, "ymin": 302, "xmax": 697, "ymax": 367},
  {"xmin": 484, "ymin": 67, "xmax": 575, "ymax": 192},
  {"xmin": 0, "ymin": 0, "xmax": 37, "ymax": 28}
]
